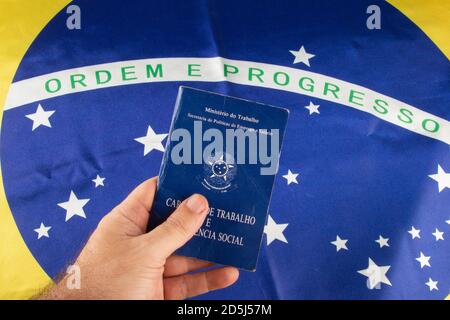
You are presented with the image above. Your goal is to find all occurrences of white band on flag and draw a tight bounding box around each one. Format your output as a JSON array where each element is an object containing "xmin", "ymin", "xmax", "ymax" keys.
[{"xmin": 4, "ymin": 57, "xmax": 450, "ymax": 145}]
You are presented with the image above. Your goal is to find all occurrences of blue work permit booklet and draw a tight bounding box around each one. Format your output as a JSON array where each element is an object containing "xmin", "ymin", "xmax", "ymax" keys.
[{"xmin": 149, "ymin": 87, "xmax": 289, "ymax": 271}]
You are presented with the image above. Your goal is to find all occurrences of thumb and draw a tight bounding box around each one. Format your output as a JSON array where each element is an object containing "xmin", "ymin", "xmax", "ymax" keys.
[{"xmin": 145, "ymin": 194, "xmax": 209, "ymax": 259}]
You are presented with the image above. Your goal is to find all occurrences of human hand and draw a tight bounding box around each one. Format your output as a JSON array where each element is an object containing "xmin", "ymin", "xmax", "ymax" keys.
[{"xmin": 41, "ymin": 177, "xmax": 239, "ymax": 300}]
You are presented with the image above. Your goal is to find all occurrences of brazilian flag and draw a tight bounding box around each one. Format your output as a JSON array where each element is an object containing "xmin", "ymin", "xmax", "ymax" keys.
[{"xmin": 0, "ymin": 0, "xmax": 449, "ymax": 299}]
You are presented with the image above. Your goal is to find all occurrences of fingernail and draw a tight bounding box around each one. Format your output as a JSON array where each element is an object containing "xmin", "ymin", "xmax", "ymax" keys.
[{"xmin": 186, "ymin": 194, "xmax": 207, "ymax": 214}]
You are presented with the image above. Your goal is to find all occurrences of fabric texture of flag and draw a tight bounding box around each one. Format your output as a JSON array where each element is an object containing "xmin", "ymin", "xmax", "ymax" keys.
[{"xmin": 0, "ymin": 0, "xmax": 449, "ymax": 299}]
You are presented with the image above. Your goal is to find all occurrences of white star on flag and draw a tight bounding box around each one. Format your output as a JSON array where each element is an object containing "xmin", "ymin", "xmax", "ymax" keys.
[
  {"xmin": 134, "ymin": 125, "xmax": 168, "ymax": 156},
  {"xmin": 282, "ymin": 169, "xmax": 299, "ymax": 185},
  {"xmin": 446, "ymin": 219, "xmax": 450, "ymax": 225},
  {"xmin": 375, "ymin": 235, "xmax": 389, "ymax": 248},
  {"xmin": 25, "ymin": 104, "xmax": 55, "ymax": 131},
  {"xmin": 305, "ymin": 101, "xmax": 320, "ymax": 115},
  {"xmin": 415, "ymin": 251, "xmax": 431, "ymax": 269},
  {"xmin": 92, "ymin": 175, "xmax": 106, "ymax": 188},
  {"xmin": 34, "ymin": 223, "xmax": 51, "ymax": 239},
  {"xmin": 425, "ymin": 278, "xmax": 438, "ymax": 291},
  {"xmin": 432, "ymin": 228, "xmax": 444, "ymax": 241},
  {"xmin": 428, "ymin": 164, "xmax": 450, "ymax": 192},
  {"xmin": 357, "ymin": 258, "xmax": 392, "ymax": 289},
  {"xmin": 331, "ymin": 235, "xmax": 348, "ymax": 252},
  {"xmin": 57, "ymin": 191, "xmax": 90, "ymax": 222},
  {"xmin": 289, "ymin": 45, "xmax": 315, "ymax": 66},
  {"xmin": 408, "ymin": 226, "xmax": 421, "ymax": 239},
  {"xmin": 264, "ymin": 215, "xmax": 288, "ymax": 245}
]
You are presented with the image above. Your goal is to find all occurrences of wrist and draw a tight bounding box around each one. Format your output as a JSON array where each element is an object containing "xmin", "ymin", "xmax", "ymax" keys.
[{"xmin": 37, "ymin": 278, "xmax": 83, "ymax": 300}]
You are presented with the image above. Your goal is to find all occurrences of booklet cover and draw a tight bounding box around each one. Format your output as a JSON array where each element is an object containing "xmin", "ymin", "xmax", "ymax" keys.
[{"xmin": 149, "ymin": 86, "xmax": 289, "ymax": 271}]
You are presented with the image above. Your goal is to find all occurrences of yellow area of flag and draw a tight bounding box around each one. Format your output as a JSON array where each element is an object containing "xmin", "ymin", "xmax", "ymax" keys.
[{"xmin": 0, "ymin": 0, "xmax": 71, "ymax": 300}]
